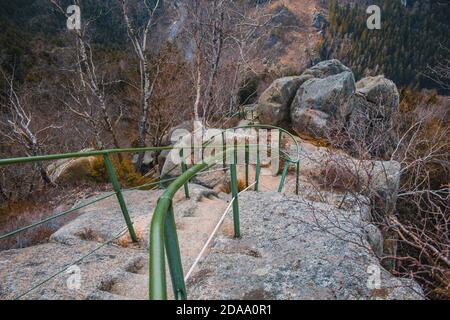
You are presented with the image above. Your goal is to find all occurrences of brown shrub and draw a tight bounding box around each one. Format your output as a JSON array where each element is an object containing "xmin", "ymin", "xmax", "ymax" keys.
[
  {"xmin": 223, "ymin": 178, "xmax": 247, "ymax": 193},
  {"xmin": 316, "ymin": 161, "xmax": 361, "ymax": 192},
  {"xmin": 89, "ymin": 156, "xmax": 158, "ymax": 189}
]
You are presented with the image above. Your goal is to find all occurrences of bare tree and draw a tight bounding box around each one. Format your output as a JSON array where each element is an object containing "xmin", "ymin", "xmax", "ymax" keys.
[
  {"xmin": 313, "ymin": 93, "xmax": 449, "ymax": 299},
  {"xmin": 183, "ymin": 0, "xmax": 274, "ymax": 124},
  {"xmin": 0, "ymin": 71, "xmax": 57, "ymax": 185},
  {"xmin": 186, "ymin": 0, "xmax": 225, "ymax": 122},
  {"xmin": 145, "ymin": 43, "xmax": 191, "ymax": 148},
  {"xmin": 50, "ymin": 0, "xmax": 124, "ymax": 160},
  {"xmin": 120, "ymin": 0, "xmax": 161, "ymax": 171},
  {"xmin": 422, "ymin": 44, "xmax": 449, "ymax": 91},
  {"xmin": 387, "ymin": 100, "xmax": 449, "ymax": 298}
]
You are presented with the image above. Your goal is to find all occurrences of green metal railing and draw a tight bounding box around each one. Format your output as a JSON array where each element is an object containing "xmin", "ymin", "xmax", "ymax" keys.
[
  {"xmin": 0, "ymin": 123, "xmax": 301, "ymax": 300},
  {"xmin": 149, "ymin": 124, "xmax": 302, "ymax": 300},
  {"xmin": 0, "ymin": 146, "xmax": 180, "ymax": 299},
  {"xmin": 0, "ymin": 146, "xmax": 179, "ymax": 243}
]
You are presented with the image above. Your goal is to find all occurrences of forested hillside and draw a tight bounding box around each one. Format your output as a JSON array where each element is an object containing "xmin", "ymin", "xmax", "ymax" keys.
[
  {"xmin": 0, "ymin": 0, "xmax": 133, "ymax": 87},
  {"xmin": 319, "ymin": 0, "xmax": 450, "ymax": 93}
]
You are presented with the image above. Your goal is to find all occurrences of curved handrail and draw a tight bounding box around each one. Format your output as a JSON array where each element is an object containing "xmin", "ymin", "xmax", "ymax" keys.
[
  {"xmin": 149, "ymin": 147, "xmax": 241, "ymax": 300},
  {"xmin": 161, "ymin": 123, "xmax": 301, "ymax": 195},
  {"xmin": 203, "ymin": 124, "xmax": 301, "ymax": 193},
  {"xmin": 149, "ymin": 124, "xmax": 302, "ymax": 300},
  {"xmin": 204, "ymin": 124, "xmax": 301, "ymax": 163}
]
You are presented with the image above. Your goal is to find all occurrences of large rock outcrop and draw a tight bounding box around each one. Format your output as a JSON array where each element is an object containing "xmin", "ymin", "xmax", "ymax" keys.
[
  {"xmin": 356, "ymin": 76, "xmax": 400, "ymax": 113},
  {"xmin": 47, "ymin": 149, "xmax": 97, "ymax": 184},
  {"xmin": 345, "ymin": 76, "xmax": 400, "ymax": 157},
  {"xmin": 291, "ymin": 71, "xmax": 355, "ymax": 136},
  {"xmin": 302, "ymin": 59, "xmax": 351, "ymax": 79},
  {"xmin": 257, "ymin": 75, "xmax": 312, "ymax": 126},
  {"xmin": 254, "ymin": 60, "xmax": 400, "ymax": 143}
]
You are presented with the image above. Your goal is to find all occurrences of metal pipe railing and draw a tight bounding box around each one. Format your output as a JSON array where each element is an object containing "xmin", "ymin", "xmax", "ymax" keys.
[
  {"xmin": 148, "ymin": 134, "xmax": 301, "ymax": 299},
  {"xmin": 0, "ymin": 146, "xmax": 201, "ymax": 243},
  {"xmin": 150, "ymin": 161, "xmax": 211, "ymax": 299},
  {"xmin": 103, "ymin": 154, "xmax": 138, "ymax": 242},
  {"xmin": 0, "ymin": 147, "xmax": 173, "ymax": 243},
  {"xmin": 0, "ymin": 123, "xmax": 301, "ymax": 300},
  {"xmin": 149, "ymin": 145, "xmax": 250, "ymax": 299}
]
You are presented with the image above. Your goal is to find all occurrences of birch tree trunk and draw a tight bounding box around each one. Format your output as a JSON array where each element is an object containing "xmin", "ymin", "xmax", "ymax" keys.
[
  {"xmin": 0, "ymin": 72, "xmax": 54, "ymax": 185},
  {"xmin": 121, "ymin": 0, "xmax": 160, "ymax": 172},
  {"xmin": 51, "ymin": 0, "xmax": 123, "ymax": 162}
]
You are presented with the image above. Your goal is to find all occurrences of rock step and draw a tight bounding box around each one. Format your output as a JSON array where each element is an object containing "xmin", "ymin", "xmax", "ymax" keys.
[
  {"xmin": 0, "ymin": 184, "xmax": 233, "ymax": 300},
  {"xmin": 90, "ymin": 193, "xmax": 239, "ymax": 300},
  {"xmin": 89, "ymin": 185, "xmax": 232, "ymax": 301}
]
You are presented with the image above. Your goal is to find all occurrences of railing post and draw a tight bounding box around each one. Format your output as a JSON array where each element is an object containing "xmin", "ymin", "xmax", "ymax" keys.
[
  {"xmin": 271, "ymin": 129, "xmax": 280, "ymax": 176},
  {"xmin": 221, "ymin": 131, "xmax": 226, "ymax": 170},
  {"xmin": 278, "ymin": 161, "xmax": 289, "ymax": 193},
  {"xmin": 164, "ymin": 202, "xmax": 187, "ymax": 300},
  {"xmin": 255, "ymin": 143, "xmax": 260, "ymax": 192},
  {"xmin": 277, "ymin": 130, "xmax": 282, "ymax": 176},
  {"xmin": 180, "ymin": 149, "xmax": 190, "ymax": 199},
  {"xmin": 245, "ymin": 144, "xmax": 249, "ymax": 188},
  {"xmin": 278, "ymin": 130, "xmax": 282, "ymax": 153},
  {"xmin": 103, "ymin": 153, "xmax": 138, "ymax": 242},
  {"xmin": 230, "ymin": 145, "xmax": 240, "ymax": 238}
]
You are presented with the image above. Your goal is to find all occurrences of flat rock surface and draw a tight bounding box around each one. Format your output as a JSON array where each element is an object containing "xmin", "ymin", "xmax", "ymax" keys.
[
  {"xmin": 0, "ymin": 240, "xmax": 143, "ymax": 299},
  {"xmin": 187, "ymin": 191, "xmax": 423, "ymax": 300}
]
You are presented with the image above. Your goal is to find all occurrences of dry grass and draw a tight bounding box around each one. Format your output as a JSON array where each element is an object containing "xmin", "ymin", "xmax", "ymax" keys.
[
  {"xmin": 115, "ymin": 219, "xmax": 146, "ymax": 248},
  {"xmin": 89, "ymin": 156, "xmax": 158, "ymax": 189},
  {"xmin": 0, "ymin": 182, "xmax": 111, "ymax": 251},
  {"xmin": 0, "ymin": 201, "xmax": 66, "ymax": 250},
  {"xmin": 77, "ymin": 227, "xmax": 101, "ymax": 242},
  {"xmin": 223, "ymin": 178, "xmax": 247, "ymax": 194},
  {"xmin": 296, "ymin": 133, "xmax": 330, "ymax": 148}
]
